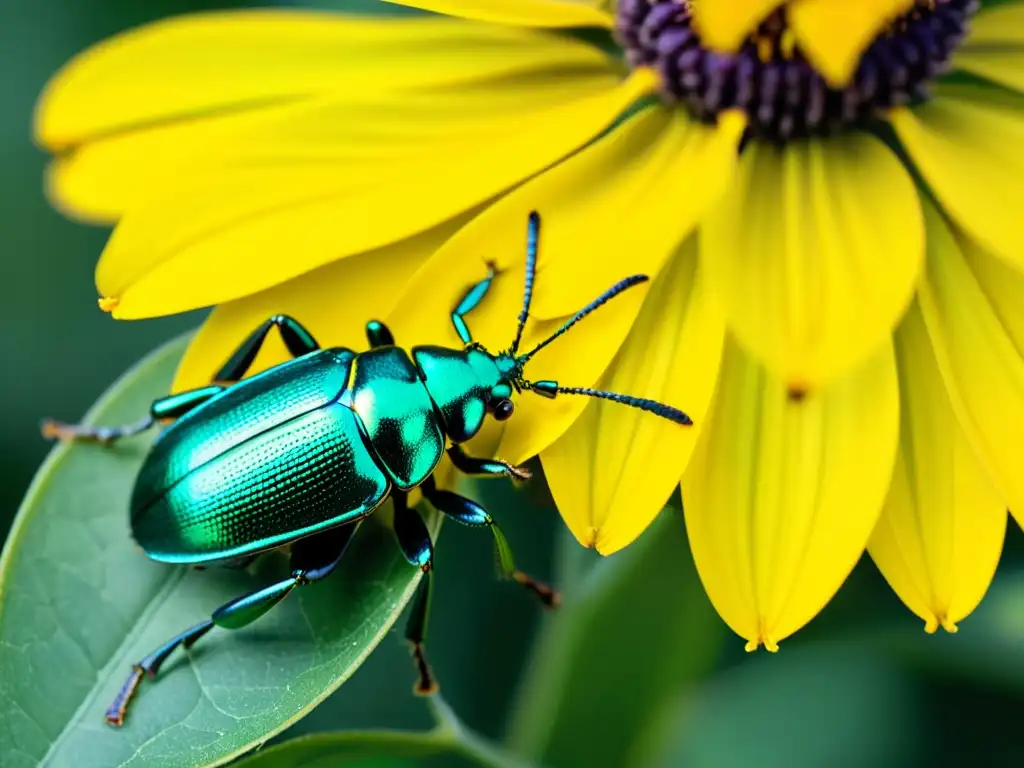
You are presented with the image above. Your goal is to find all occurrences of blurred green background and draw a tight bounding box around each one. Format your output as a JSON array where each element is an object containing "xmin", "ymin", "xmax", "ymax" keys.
[{"xmin": 3, "ymin": 2, "xmax": 1024, "ymax": 767}]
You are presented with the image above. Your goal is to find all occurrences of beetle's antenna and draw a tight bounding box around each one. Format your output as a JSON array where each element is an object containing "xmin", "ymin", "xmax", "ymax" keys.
[
  {"xmin": 509, "ymin": 211, "xmax": 540, "ymax": 356},
  {"xmin": 521, "ymin": 380, "xmax": 692, "ymax": 425},
  {"xmin": 516, "ymin": 275, "xmax": 648, "ymax": 364}
]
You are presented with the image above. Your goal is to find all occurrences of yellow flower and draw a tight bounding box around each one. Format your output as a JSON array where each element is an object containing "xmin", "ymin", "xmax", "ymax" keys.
[{"xmin": 35, "ymin": 0, "xmax": 1024, "ymax": 650}]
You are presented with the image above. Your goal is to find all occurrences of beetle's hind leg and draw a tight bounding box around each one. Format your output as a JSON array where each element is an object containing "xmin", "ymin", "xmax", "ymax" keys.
[
  {"xmin": 104, "ymin": 524, "xmax": 358, "ymax": 727},
  {"xmin": 421, "ymin": 477, "xmax": 559, "ymax": 608},
  {"xmin": 42, "ymin": 385, "xmax": 223, "ymax": 446},
  {"xmin": 391, "ymin": 491, "xmax": 438, "ymax": 695}
]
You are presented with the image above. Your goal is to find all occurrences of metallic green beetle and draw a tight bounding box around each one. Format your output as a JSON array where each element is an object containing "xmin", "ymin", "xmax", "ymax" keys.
[{"xmin": 44, "ymin": 212, "xmax": 692, "ymax": 727}]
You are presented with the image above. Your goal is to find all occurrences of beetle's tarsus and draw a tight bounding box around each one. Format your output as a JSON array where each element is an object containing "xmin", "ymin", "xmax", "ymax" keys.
[
  {"xmin": 40, "ymin": 419, "xmax": 78, "ymax": 442},
  {"xmin": 41, "ymin": 415, "xmax": 153, "ymax": 446},
  {"xmin": 508, "ymin": 463, "xmax": 532, "ymax": 481},
  {"xmin": 512, "ymin": 570, "xmax": 561, "ymax": 609},
  {"xmin": 409, "ymin": 642, "xmax": 438, "ymax": 695},
  {"xmin": 105, "ymin": 665, "xmax": 145, "ymax": 727}
]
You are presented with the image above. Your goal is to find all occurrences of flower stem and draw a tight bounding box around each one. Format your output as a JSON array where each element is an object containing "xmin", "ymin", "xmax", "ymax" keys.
[{"xmin": 427, "ymin": 695, "xmax": 538, "ymax": 768}]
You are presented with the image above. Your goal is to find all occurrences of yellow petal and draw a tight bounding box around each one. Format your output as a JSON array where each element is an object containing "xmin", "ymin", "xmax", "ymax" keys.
[
  {"xmin": 701, "ymin": 132, "xmax": 923, "ymax": 391},
  {"xmin": 99, "ymin": 71, "xmax": 655, "ymax": 319},
  {"xmin": 409, "ymin": 102, "xmax": 741, "ymax": 322},
  {"xmin": 868, "ymin": 301, "xmax": 1005, "ymax": 634},
  {"xmin": 173, "ymin": 223, "xmax": 458, "ymax": 391},
  {"xmin": 691, "ymin": 0, "xmax": 783, "ymax": 52},
  {"xmin": 37, "ymin": 11, "xmax": 609, "ymax": 151},
  {"xmin": 56, "ymin": 64, "xmax": 618, "ymax": 224},
  {"xmin": 542, "ymin": 237, "xmax": 725, "ymax": 554},
  {"xmin": 789, "ymin": 0, "xmax": 915, "ymax": 87},
  {"xmin": 38, "ymin": 12, "xmax": 617, "ymax": 222},
  {"xmin": 683, "ymin": 339, "xmax": 899, "ymax": 651},
  {"xmin": 384, "ymin": 0, "xmax": 614, "ymax": 28},
  {"xmin": 891, "ymin": 87, "xmax": 1024, "ymax": 271},
  {"xmin": 954, "ymin": 3, "xmax": 1024, "ymax": 94},
  {"xmin": 916, "ymin": 198, "xmax": 1024, "ymax": 531}
]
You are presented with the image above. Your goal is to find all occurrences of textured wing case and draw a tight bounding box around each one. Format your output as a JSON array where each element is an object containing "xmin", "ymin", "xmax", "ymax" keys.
[{"xmin": 130, "ymin": 349, "xmax": 389, "ymax": 563}]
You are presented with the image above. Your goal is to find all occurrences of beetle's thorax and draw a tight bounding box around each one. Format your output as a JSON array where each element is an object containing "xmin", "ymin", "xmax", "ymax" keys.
[{"xmin": 412, "ymin": 345, "xmax": 513, "ymax": 444}]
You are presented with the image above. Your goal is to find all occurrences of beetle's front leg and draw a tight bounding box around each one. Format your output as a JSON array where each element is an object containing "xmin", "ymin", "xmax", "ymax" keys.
[
  {"xmin": 42, "ymin": 385, "xmax": 223, "ymax": 446},
  {"xmin": 450, "ymin": 264, "xmax": 497, "ymax": 344},
  {"xmin": 446, "ymin": 445, "xmax": 530, "ymax": 481}
]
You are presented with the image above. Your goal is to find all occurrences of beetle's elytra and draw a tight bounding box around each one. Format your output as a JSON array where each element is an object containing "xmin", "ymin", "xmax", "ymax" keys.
[{"xmin": 43, "ymin": 212, "xmax": 692, "ymax": 727}]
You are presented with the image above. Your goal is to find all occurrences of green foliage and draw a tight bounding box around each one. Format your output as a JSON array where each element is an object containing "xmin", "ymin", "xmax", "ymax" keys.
[
  {"xmin": 0, "ymin": 337, "xmax": 431, "ymax": 768},
  {"xmin": 644, "ymin": 648, "xmax": 919, "ymax": 768},
  {"xmin": 508, "ymin": 512, "xmax": 724, "ymax": 767}
]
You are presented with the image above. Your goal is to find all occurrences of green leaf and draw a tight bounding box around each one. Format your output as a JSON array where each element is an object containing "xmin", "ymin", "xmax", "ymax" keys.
[
  {"xmin": 234, "ymin": 696, "xmax": 530, "ymax": 768},
  {"xmin": 507, "ymin": 510, "xmax": 725, "ymax": 768},
  {"xmin": 232, "ymin": 731, "xmax": 450, "ymax": 768},
  {"xmin": 0, "ymin": 336, "xmax": 432, "ymax": 768}
]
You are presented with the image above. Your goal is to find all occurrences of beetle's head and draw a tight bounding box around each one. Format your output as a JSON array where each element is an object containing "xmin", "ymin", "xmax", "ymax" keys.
[{"xmin": 469, "ymin": 212, "xmax": 694, "ymax": 429}]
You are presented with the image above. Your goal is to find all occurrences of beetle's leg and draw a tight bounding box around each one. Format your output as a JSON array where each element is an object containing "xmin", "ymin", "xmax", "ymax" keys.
[
  {"xmin": 446, "ymin": 445, "xmax": 531, "ymax": 482},
  {"xmin": 214, "ymin": 314, "xmax": 320, "ymax": 383},
  {"xmin": 365, "ymin": 320, "xmax": 396, "ymax": 349},
  {"xmin": 105, "ymin": 524, "xmax": 357, "ymax": 727},
  {"xmin": 392, "ymin": 490, "xmax": 438, "ymax": 694},
  {"xmin": 42, "ymin": 385, "xmax": 223, "ymax": 446},
  {"xmin": 450, "ymin": 264, "xmax": 497, "ymax": 344},
  {"xmin": 421, "ymin": 479, "xmax": 559, "ymax": 609},
  {"xmin": 105, "ymin": 620, "xmax": 215, "ymax": 726}
]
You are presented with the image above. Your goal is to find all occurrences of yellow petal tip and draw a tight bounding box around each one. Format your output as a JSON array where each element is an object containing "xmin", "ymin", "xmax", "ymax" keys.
[
  {"xmin": 743, "ymin": 633, "xmax": 780, "ymax": 652},
  {"xmin": 924, "ymin": 615, "xmax": 959, "ymax": 634},
  {"xmin": 98, "ymin": 296, "xmax": 120, "ymax": 313}
]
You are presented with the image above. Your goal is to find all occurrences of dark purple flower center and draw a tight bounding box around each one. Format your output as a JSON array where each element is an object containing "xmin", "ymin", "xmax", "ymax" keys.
[{"xmin": 616, "ymin": 0, "xmax": 978, "ymax": 141}]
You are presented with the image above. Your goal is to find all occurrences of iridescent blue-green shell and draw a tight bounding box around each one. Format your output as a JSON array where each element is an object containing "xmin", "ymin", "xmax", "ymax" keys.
[
  {"xmin": 130, "ymin": 349, "xmax": 391, "ymax": 565},
  {"xmin": 344, "ymin": 347, "xmax": 445, "ymax": 491}
]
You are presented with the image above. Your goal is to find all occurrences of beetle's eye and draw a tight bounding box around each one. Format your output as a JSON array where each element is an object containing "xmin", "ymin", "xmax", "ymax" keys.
[{"xmin": 493, "ymin": 399, "xmax": 514, "ymax": 421}]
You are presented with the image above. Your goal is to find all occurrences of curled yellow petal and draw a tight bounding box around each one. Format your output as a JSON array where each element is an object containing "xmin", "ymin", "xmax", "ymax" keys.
[
  {"xmin": 683, "ymin": 339, "xmax": 899, "ymax": 651},
  {"xmin": 891, "ymin": 87, "xmax": 1024, "ymax": 271},
  {"xmin": 98, "ymin": 72, "xmax": 651, "ymax": 319},
  {"xmin": 36, "ymin": 11, "xmax": 616, "ymax": 221},
  {"xmin": 954, "ymin": 4, "xmax": 1024, "ymax": 94},
  {"xmin": 869, "ymin": 302, "xmax": 1006, "ymax": 634},
  {"xmin": 916, "ymin": 198, "xmax": 1024, "ymax": 532},
  {"xmin": 690, "ymin": 0, "xmax": 783, "ymax": 52},
  {"xmin": 385, "ymin": 127, "xmax": 693, "ymax": 465},
  {"xmin": 384, "ymin": 0, "xmax": 614, "ymax": 28},
  {"xmin": 542, "ymin": 237, "xmax": 725, "ymax": 554},
  {"xmin": 173, "ymin": 224, "xmax": 455, "ymax": 391},
  {"xmin": 701, "ymin": 131, "xmax": 923, "ymax": 390},
  {"xmin": 789, "ymin": 0, "xmax": 915, "ymax": 86}
]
